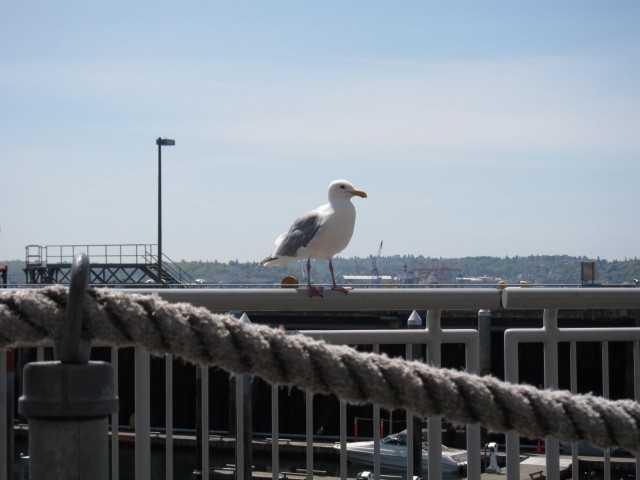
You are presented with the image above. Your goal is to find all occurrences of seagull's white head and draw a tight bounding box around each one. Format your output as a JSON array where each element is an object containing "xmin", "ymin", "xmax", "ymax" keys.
[{"xmin": 327, "ymin": 179, "xmax": 368, "ymax": 203}]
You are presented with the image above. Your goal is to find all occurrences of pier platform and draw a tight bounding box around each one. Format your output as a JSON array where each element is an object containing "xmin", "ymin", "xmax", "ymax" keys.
[
  {"xmin": 15, "ymin": 425, "xmax": 634, "ymax": 479},
  {"xmin": 480, "ymin": 453, "xmax": 571, "ymax": 480}
]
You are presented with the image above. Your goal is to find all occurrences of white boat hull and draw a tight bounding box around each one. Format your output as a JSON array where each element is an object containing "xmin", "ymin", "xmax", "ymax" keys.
[{"xmin": 339, "ymin": 440, "xmax": 467, "ymax": 474}]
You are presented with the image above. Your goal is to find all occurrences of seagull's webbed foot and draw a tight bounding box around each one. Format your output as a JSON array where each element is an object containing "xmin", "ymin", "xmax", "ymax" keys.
[
  {"xmin": 307, "ymin": 284, "xmax": 324, "ymax": 298},
  {"xmin": 331, "ymin": 285, "xmax": 353, "ymax": 294},
  {"xmin": 328, "ymin": 258, "xmax": 352, "ymax": 295}
]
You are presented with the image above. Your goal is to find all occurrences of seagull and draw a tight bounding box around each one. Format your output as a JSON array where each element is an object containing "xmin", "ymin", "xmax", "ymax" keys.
[{"xmin": 261, "ymin": 179, "xmax": 368, "ymax": 297}]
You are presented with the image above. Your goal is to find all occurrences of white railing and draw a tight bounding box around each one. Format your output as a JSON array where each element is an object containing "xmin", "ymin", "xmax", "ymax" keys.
[
  {"xmin": 502, "ymin": 288, "xmax": 640, "ymax": 480},
  {"xmin": 2, "ymin": 287, "xmax": 640, "ymax": 480}
]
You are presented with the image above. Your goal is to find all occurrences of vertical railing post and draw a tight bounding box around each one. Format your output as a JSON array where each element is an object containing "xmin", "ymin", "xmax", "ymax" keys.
[
  {"xmin": 465, "ymin": 391, "xmax": 481, "ymax": 479},
  {"xmin": 271, "ymin": 385, "xmax": 280, "ymax": 480},
  {"xmin": 305, "ymin": 391, "xmax": 314, "ymax": 480},
  {"xmin": 478, "ymin": 308, "xmax": 492, "ymax": 470},
  {"xmin": 201, "ymin": 365, "xmax": 210, "ymax": 478},
  {"xmin": 372, "ymin": 344, "xmax": 381, "ymax": 480},
  {"xmin": 406, "ymin": 310, "xmax": 423, "ymax": 479},
  {"xmin": 195, "ymin": 364, "xmax": 202, "ymax": 476},
  {"xmin": 135, "ymin": 347, "xmax": 151, "ymax": 480},
  {"xmin": 18, "ymin": 254, "xmax": 118, "ymax": 480},
  {"xmin": 602, "ymin": 341, "xmax": 611, "ymax": 480},
  {"xmin": 5, "ymin": 348, "xmax": 15, "ymax": 480},
  {"xmin": 339, "ymin": 400, "xmax": 347, "ymax": 480},
  {"xmin": 570, "ymin": 341, "xmax": 579, "ymax": 480},
  {"xmin": 166, "ymin": 355, "xmax": 173, "ymax": 480},
  {"xmin": 237, "ymin": 313, "xmax": 253, "ymax": 480},
  {"xmin": 426, "ymin": 309, "xmax": 443, "ymax": 480},
  {"xmin": 478, "ymin": 309, "xmax": 492, "ymax": 377},
  {"xmin": 111, "ymin": 347, "xmax": 120, "ymax": 480},
  {"xmin": 543, "ymin": 309, "xmax": 560, "ymax": 480},
  {"xmin": 504, "ymin": 327, "xmax": 521, "ymax": 480},
  {"xmin": 633, "ymin": 341, "xmax": 640, "ymax": 480},
  {"xmin": 0, "ymin": 348, "xmax": 7, "ymax": 480},
  {"xmin": 194, "ymin": 363, "xmax": 209, "ymax": 478}
]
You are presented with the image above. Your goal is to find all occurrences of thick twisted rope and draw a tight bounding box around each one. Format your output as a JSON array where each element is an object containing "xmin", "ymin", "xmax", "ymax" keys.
[{"xmin": 1, "ymin": 286, "xmax": 639, "ymax": 452}]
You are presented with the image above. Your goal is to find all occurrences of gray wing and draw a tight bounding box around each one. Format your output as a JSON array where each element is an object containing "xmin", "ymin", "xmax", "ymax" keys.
[{"xmin": 275, "ymin": 212, "xmax": 323, "ymax": 257}]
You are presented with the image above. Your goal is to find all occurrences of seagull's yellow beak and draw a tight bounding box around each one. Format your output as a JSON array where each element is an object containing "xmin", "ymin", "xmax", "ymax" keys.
[{"xmin": 351, "ymin": 189, "xmax": 368, "ymax": 198}]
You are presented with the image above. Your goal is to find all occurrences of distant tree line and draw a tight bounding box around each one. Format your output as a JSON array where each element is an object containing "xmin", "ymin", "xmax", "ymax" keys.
[
  {"xmin": 173, "ymin": 254, "xmax": 640, "ymax": 286},
  {"xmin": 2, "ymin": 255, "xmax": 638, "ymax": 286}
]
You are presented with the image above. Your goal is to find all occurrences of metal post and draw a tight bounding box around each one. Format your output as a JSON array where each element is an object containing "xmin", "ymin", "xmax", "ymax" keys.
[
  {"xmin": 193, "ymin": 364, "xmax": 209, "ymax": 478},
  {"xmin": 1, "ymin": 349, "xmax": 15, "ymax": 480},
  {"xmin": 201, "ymin": 365, "xmax": 209, "ymax": 479},
  {"xmin": 601, "ymin": 341, "xmax": 611, "ymax": 480},
  {"xmin": 194, "ymin": 363, "xmax": 209, "ymax": 478},
  {"xmin": 18, "ymin": 254, "xmax": 118, "ymax": 480},
  {"xmin": 0, "ymin": 349, "xmax": 7, "ymax": 480},
  {"xmin": 305, "ymin": 391, "xmax": 314, "ymax": 480},
  {"xmin": 426, "ymin": 309, "xmax": 443, "ymax": 480},
  {"xmin": 135, "ymin": 347, "xmax": 151, "ymax": 480},
  {"xmin": 339, "ymin": 400, "xmax": 347, "ymax": 480},
  {"xmin": 155, "ymin": 137, "xmax": 175, "ymax": 285},
  {"xmin": 271, "ymin": 385, "xmax": 280, "ymax": 480},
  {"xmin": 543, "ymin": 309, "xmax": 560, "ymax": 480},
  {"xmin": 570, "ymin": 341, "xmax": 579, "ymax": 480},
  {"xmin": 406, "ymin": 310, "xmax": 423, "ymax": 479},
  {"xmin": 504, "ymin": 330, "xmax": 521, "ymax": 480},
  {"xmin": 194, "ymin": 365, "xmax": 202, "ymax": 477},
  {"xmin": 111, "ymin": 347, "xmax": 120, "ymax": 480},
  {"xmin": 478, "ymin": 309, "xmax": 492, "ymax": 462},
  {"xmin": 166, "ymin": 355, "xmax": 173, "ymax": 480},
  {"xmin": 237, "ymin": 313, "xmax": 253, "ymax": 480},
  {"xmin": 478, "ymin": 309, "xmax": 492, "ymax": 377},
  {"xmin": 157, "ymin": 138, "xmax": 163, "ymax": 284},
  {"xmin": 371, "ymin": 343, "xmax": 381, "ymax": 480},
  {"xmin": 633, "ymin": 341, "xmax": 640, "ymax": 480}
]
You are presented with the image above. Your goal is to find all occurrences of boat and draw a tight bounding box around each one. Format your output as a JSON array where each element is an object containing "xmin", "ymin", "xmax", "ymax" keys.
[{"xmin": 336, "ymin": 429, "xmax": 467, "ymax": 474}]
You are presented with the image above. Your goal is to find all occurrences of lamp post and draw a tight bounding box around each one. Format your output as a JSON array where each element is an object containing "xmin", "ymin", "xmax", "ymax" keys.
[{"xmin": 156, "ymin": 137, "xmax": 175, "ymax": 285}]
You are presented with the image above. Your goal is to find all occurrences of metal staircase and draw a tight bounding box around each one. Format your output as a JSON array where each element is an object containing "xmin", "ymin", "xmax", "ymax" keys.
[{"xmin": 24, "ymin": 244, "xmax": 196, "ymax": 286}]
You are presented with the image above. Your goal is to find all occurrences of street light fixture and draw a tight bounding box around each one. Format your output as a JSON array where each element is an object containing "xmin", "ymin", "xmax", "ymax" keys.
[{"xmin": 156, "ymin": 137, "xmax": 175, "ymax": 285}]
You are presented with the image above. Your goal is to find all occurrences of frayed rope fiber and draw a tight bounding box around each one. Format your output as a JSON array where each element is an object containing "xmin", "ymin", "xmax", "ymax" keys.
[{"xmin": 1, "ymin": 285, "xmax": 640, "ymax": 451}]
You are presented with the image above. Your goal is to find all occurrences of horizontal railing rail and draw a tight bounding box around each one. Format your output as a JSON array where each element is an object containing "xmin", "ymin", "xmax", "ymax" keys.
[
  {"xmin": 26, "ymin": 244, "xmax": 157, "ymax": 266},
  {"xmin": 123, "ymin": 285, "xmax": 640, "ymax": 311},
  {"xmin": 502, "ymin": 286, "xmax": 640, "ymax": 308},
  {"xmin": 124, "ymin": 287, "xmax": 502, "ymax": 311}
]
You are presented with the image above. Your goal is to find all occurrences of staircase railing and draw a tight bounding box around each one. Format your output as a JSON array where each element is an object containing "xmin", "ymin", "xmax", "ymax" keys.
[{"xmin": 24, "ymin": 244, "xmax": 197, "ymax": 286}]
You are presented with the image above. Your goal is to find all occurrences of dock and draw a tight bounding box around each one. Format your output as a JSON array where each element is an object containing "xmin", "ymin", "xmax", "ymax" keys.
[
  {"xmin": 209, "ymin": 452, "xmax": 639, "ymax": 480},
  {"xmin": 480, "ymin": 453, "xmax": 571, "ymax": 480},
  {"xmin": 14, "ymin": 425, "xmax": 634, "ymax": 479}
]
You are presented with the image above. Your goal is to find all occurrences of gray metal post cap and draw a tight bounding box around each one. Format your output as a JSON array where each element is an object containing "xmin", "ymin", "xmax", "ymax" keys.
[{"xmin": 19, "ymin": 361, "xmax": 119, "ymax": 418}]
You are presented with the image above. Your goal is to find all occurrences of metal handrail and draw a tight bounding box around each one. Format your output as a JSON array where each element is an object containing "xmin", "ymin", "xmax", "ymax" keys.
[
  {"xmin": 123, "ymin": 286, "xmax": 640, "ymax": 312},
  {"xmin": 23, "ymin": 244, "xmax": 197, "ymax": 285},
  {"xmin": 124, "ymin": 287, "xmax": 502, "ymax": 311},
  {"xmin": 503, "ymin": 286, "xmax": 640, "ymax": 308},
  {"xmin": 26, "ymin": 244, "xmax": 157, "ymax": 266}
]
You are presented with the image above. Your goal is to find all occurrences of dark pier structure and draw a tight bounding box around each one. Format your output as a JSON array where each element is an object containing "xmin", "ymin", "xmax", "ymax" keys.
[
  {"xmin": 12, "ymin": 301, "xmax": 640, "ymax": 444},
  {"xmin": 15, "ymin": 246, "xmax": 640, "ymax": 444},
  {"xmin": 23, "ymin": 244, "xmax": 195, "ymax": 286}
]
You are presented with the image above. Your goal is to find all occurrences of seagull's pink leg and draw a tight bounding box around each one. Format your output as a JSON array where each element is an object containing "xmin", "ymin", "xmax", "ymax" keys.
[
  {"xmin": 306, "ymin": 258, "xmax": 324, "ymax": 297},
  {"xmin": 330, "ymin": 258, "xmax": 353, "ymax": 294}
]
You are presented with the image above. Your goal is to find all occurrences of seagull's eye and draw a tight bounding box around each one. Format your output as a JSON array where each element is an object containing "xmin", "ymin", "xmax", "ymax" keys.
[{"xmin": 340, "ymin": 185, "xmax": 346, "ymax": 189}]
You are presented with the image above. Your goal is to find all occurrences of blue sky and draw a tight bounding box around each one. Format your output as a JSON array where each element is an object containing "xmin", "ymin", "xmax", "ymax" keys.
[{"xmin": 1, "ymin": 2, "xmax": 639, "ymax": 263}]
